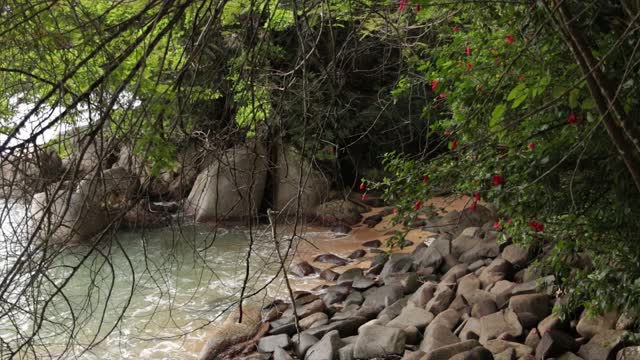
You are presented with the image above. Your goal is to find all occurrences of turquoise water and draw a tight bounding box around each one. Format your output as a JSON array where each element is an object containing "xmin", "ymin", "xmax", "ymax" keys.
[{"xmin": 0, "ymin": 202, "xmax": 292, "ymax": 359}]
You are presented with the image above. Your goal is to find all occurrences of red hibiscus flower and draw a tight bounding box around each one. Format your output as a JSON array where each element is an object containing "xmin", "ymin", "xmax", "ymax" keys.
[
  {"xmin": 506, "ymin": 34, "xmax": 515, "ymax": 45},
  {"xmin": 470, "ymin": 201, "xmax": 477, "ymax": 211},
  {"xmin": 493, "ymin": 221, "xmax": 502, "ymax": 231},
  {"xmin": 361, "ymin": 193, "xmax": 367, "ymax": 201},
  {"xmin": 528, "ymin": 143, "xmax": 536, "ymax": 151},
  {"xmin": 414, "ymin": 200, "xmax": 422, "ymax": 210},
  {"xmin": 568, "ymin": 113, "xmax": 580, "ymax": 125},
  {"xmin": 467, "ymin": 63, "xmax": 473, "ymax": 69},
  {"xmin": 399, "ymin": 0, "xmax": 407, "ymax": 11},
  {"xmin": 431, "ymin": 79, "xmax": 439, "ymax": 91},
  {"xmin": 528, "ymin": 220, "xmax": 544, "ymax": 232},
  {"xmin": 453, "ymin": 25, "xmax": 460, "ymax": 33},
  {"xmin": 492, "ymin": 175, "xmax": 505, "ymax": 186},
  {"xmin": 474, "ymin": 192, "xmax": 481, "ymax": 201},
  {"xmin": 415, "ymin": 4, "xmax": 420, "ymax": 11},
  {"xmin": 465, "ymin": 47, "xmax": 472, "ymax": 56},
  {"xmin": 450, "ymin": 140, "xmax": 458, "ymax": 150},
  {"xmin": 422, "ymin": 175, "xmax": 429, "ymax": 184},
  {"xmin": 359, "ymin": 182, "xmax": 366, "ymax": 191}
]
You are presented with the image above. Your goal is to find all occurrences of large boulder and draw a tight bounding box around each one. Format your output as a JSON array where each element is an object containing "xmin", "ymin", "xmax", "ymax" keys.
[
  {"xmin": 1, "ymin": 148, "xmax": 63, "ymax": 198},
  {"xmin": 273, "ymin": 146, "xmax": 330, "ymax": 217},
  {"xmin": 29, "ymin": 167, "xmax": 139, "ymax": 244},
  {"xmin": 185, "ymin": 143, "xmax": 268, "ymax": 222},
  {"xmin": 315, "ymin": 199, "xmax": 367, "ymax": 226},
  {"xmin": 353, "ymin": 325, "xmax": 406, "ymax": 358}
]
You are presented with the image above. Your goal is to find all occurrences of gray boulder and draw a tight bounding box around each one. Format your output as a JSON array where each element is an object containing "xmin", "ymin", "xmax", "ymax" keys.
[
  {"xmin": 353, "ymin": 325, "xmax": 406, "ymax": 358},
  {"xmin": 305, "ymin": 330, "xmax": 343, "ymax": 360}
]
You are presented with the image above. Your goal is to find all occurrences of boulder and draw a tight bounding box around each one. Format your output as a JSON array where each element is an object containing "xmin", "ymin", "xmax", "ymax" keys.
[
  {"xmin": 535, "ymin": 330, "xmax": 579, "ymax": 359},
  {"xmin": 617, "ymin": 346, "xmax": 640, "ymax": 360},
  {"xmin": 338, "ymin": 343, "xmax": 355, "ymax": 360},
  {"xmin": 479, "ymin": 309, "xmax": 523, "ymax": 344},
  {"xmin": 451, "ymin": 227, "xmax": 482, "ymax": 257},
  {"xmin": 422, "ymin": 340, "xmax": 483, "ymax": 360},
  {"xmin": 314, "ymin": 253, "xmax": 349, "ymax": 266},
  {"xmin": 29, "ymin": 167, "xmax": 139, "ymax": 244},
  {"xmin": 576, "ymin": 311, "xmax": 619, "ymax": 339},
  {"xmin": 337, "ymin": 268, "xmax": 364, "ymax": 284},
  {"xmin": 305, "ymin": 330, "xmax": 343, "ymax": 360},
  {"xmin": 502, "ymin": 244, "xmax": 529, "ymax": 269},
  {"xmin": 508, "ymin": 294, "xmax": 551, "ymax": 324},
  {"xmin": 299, "ymin": 312, "xmax": 329, "ymax": 330},
  {"xmin": 484, "ymin": 339, "xmax": 534, "ymax": 358},
  {"xmin": 384, "ymin": 272, "xmax": 419, "ymax": 294},
  {"xmin": 292, "ymin": 333, "xmax": 318, "ymax": 357},
  {"xmin": 273, "ymin": 146, "xmax": 330, "ymax": 217},
  {"xmin": 362, "ymin": 239, "xmax": 382, "ymax": 248},
  {"xmin": 315, "ymin": 199, "xmax": 366, "ymax": 226},
  {"xmin": 426, "ymin": 284, "xmax": 455, "ymax": 315},
  {"xmin": 408, "ymin": 282, "xmax": 438, "ymax": 307},
  {"xmin": 459, "ymin": 231, "xmax": 501, "ymax": 264},
  {"xmin": 347, "ymin": 249, "xmax": 366, "ymax": 259},
  {"xmin": 413, "ymin": 234, "xmax": 451, "ymax": 269},
  {"xmin": 479, "ymin": 258, "xmax": 514, "ymax": 287},
  {"xmin": 319, "ymin": 269, "xmax": 339, "ymax": 282},
  {"xmin": 273, "ymin": 347, "xmax": 293, "ymax": 360},
  {"xmin": 380, "ymin": 253, "xmax": 414, "ymax": 277},
  {"xmin": 289, "ymin": 261, "xmax": 317, "ymax": 277},
  {"xmin": 257, "ymin": 334, "xmax": 289, "ymax": 353},
  {"xmin": 386, "ymin": 303, "xmax": 435, "ymax": 330},
  {"xmin": 419, "ymin": 322, "xmax": 460, "ymax": 353},
  {"xmin": 578, "ymin": 329, "xmax": 627, "ymax": 360},
  {"xmin": 425, "ymin": 206, "xmax": 495, "ymax": 236},
  {"xmin": 353, "ymin": 325, "xmax": 406, "ymax": 358},
  {"xmin": 362, "ymin": 284, "xmax": 405, "ymax": 312},
  {"xmin": 185, "ymin": 143, "xmax": 268, "ymax": 222}
]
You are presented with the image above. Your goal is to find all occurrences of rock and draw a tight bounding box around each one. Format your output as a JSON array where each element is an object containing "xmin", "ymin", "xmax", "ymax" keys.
[
  {"xmin": 331, "ymin": 224, "xmax": 353, "ymax": 234},
  {"xmin": 362, "ymin": 239, "xmax": 382, "ymax": 248},
  {"xmin": 426, "ymin": 284, "xmax": 455, "ymax": 315},
  {"xmin": 469, "ymin": 259, "xmax": 486, "ymax": 272},
  {"xmin": 319, "ymin": 269, "xmax": 339, "ymax": 282},
  {"xmin": 479, "ymin": 258, "xmax": 514, "ymax": 287},
  {"xmin": 30, "ymin": 167, "xmax": 139, "ymax": 244},
  {"xmin": 420, "ymin": 322, "xmax": 460, "ymax": 353},
  {"xmin": 185, "ymin": 143, "xmax": 268, "ymax": 222},
  {"xmin": 538, "ymin": 314, "xmax": 564, "ymax": 335},
  {"xmin": 576, "ymin": 311, "xmax": 619, "ymax": 339},
  {"xmin": 257, "ymin": 334, "xmax": 290, "ymax": 353},
  {"xmin": 384, "ymin": 272, "xmax": 419, "ymax": 294},
  {"xmin": 363, "ymin": 214, "xmax": 383, "ymax": 228},
  {"xmin": 508, "ymin": 294, "xmax": 551, "ymax": 323},
  {"xmin": 484, "ymin": 339, "xmax": 534, "ymax": 358},
  {"xmin": 413, "ymin": 235, "xmax": 451, "ymax": 269},
  {"xmin": 322, "ymin": 284, "xmax": 352, "ymax": 305},
  {"xmin": 471, "ymin": 299, "xmax": 498, "ymax": 318},
  {"xmin": 347, "ymin": 249, "xmax": 366, "ymax": 259},
  {"xmin": 284, "ymin": 299, "xmax": 326, "ymax": 319},
  {"xmin": 449, "ymin": 346, "xmax": 494, "ymax": 360},
  {"xmin": 303, "ymin": 317, "xmax": 368, "ymax": 338},
  {"xmin": 289, "ymin": 261, "xmax": 317, "ymax": 277},
  {"xmin": 458, "ymin": 274, "xmax": 482, "ymax": 299},
  {"xmin": 305, "ymin": 330, "xmax": 343, "ymax": 360},
  {"xmin": 344, "ymin": 291, "xmax": 364, "ymax": 306},
  {"xmin": 502, "ymin": 244, "xmax": 529, "ymax": 269},
  {"xmin": 261, "ymin": 300, "xmax": 289, "ymax": 322},
  {"xmin": 403, "ymin": 350, "xmax": 427, "ymax": 360},
  {"xmin": 352, "ymin": 277, "xmax": 376, "ymax": 291},
  {"xmin": 479, "ymin": 309, "xmax": 523, "ymax": 344},
  {"xmin": 459, "ymin": 318, "xmax": 482, "ymax": 341},
  {"xmin": 353, "ymin": 325, "xmax": 406, "ymax": 358},
  {"xmin": 426, "ymin": 206, "xmax": 495, "ymax": 236},
  {"xmin": 459, "ymin": 232, "xmax": 501, "ymax": 264},
  {"xmin": 299, "ymin": 312, "xmax": 329, "ymax": 330},
  {"xmin": 451, "ymin": 227, "xmax": 482, "ymax": 257},
  {"xmin": 430, "ymin": 308, "xmax": 462, "ymax": 331},
  {"xmin": 524, "ymin": 329, "xmax": 541, "ymax": 350},
  {"xmin": 494, "ymin": 348, "xmax": 516, "ymax": 360},
  {"xmin": 292, "ymin": 333, "xmax": 318, "ymax": 357},
  {"xmin": 314, "ymin": 253, "xmax": 349, "ymax": 266},
  {"xmin": 617, "ymin": 346, "xmax": 640, "ymax": 359},
  {"xmin": 316, "ymin": 200, "xmax": 366, "ymax": 226},
  {"xmin": 377, "ymin": 297, "xmax": 409, "ymax": 325},
  {"xmin": 198, "ymin": 306, "xmax": 262, "ymax": 360},
  {"xmin": 403, "ymin": 325, "xmax": 420, "ymax": 345},
  {"xmin": 615, "ymin": 313, "xmax": 636, "ymax": 331},
  {"xmin": 337, "ymin": 268, "xmax": 363, "ymax": 284},
  {"xmin": 577, "ymin": 329, "xmax": 627, "ymax": 360},
  {"xmin": 237, "ymin": 353, "xmax": 271, "ymax": 360},
  {"xmin": 387, "ymin": 303, "xmax": 435, "ymax": 330},
  {"xmin": 408, "ymin": 282, "xmax": 437, "ymax": 307},
  {"xmin": 442, "ymin": 263, "xmax": 470, "ymax": 283},
  {"xmin": 362, "ymin": 284, "xmax": 405, "ymax": 313},
  {"xmin": 536, "ymin": 330, "xmax": 579, "ymax": 359},
  {"xmin": 463, "ymin": 289, "xmax": 497, "ymax": 307},
  {"xmin": 422, "ymin": 340, "xmax": 483, "ymax": 360},
  {"xmin": 380, "ymin": 253, "xmax": 414, "ymax": 277},
  {"xmin": 273, "ymin": 146, "xmax": 330, "ymax": 217},
  {"xmin": 273, "ymin": 347, "xmax": 294, "ymax": 360},
  {"xmin": 338, "ymin": 343, "xmax": 355, "ymax": 360}
]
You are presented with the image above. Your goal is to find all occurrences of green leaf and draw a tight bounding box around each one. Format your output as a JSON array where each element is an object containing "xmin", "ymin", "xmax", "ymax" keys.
[
  {"xmin": 569, "ymin": 89, "xmax": 581, "ymax": 109},
  {"xmin": 582, "ymin": 97, "xmax": 596, "ymax": 111},
  {"xmin": 490, "ymin": 104, "xmax": 506, "ymax": 129},
  {"xmin": 507, "ymin": 83, "xmax": 527, "ymax": 101},
  {"xmin": 512, "ymin": 93, "xmax": 528, "ymax": 109}
]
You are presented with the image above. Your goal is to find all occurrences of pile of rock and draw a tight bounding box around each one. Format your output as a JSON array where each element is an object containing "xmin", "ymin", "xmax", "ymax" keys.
[{"xmin": 204, "ymin": 209, "xmax": 639, "ymax": 360}]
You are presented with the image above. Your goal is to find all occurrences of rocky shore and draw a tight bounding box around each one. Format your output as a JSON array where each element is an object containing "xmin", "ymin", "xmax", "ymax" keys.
[{"xmin": 198, "ymin": 202, "xmax": 640, "ymax": 360}]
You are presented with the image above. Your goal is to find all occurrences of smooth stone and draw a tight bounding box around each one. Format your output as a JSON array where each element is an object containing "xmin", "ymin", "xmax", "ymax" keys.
[
  {"xmin": 306, "ymin": 330, "xmax": 343, "ymax": 360},
  {"xmin": 257, "ymin": 334, "xmax": 290, "ymax": 353},
  {"xmin": 273, "ymin": 347, "xmax": 294, "ymax": 360},
  {"xmin": 419, "ymin": 322, "xmax": 460, "ymax": 353},
  {"xmin": 380, "ymin": 253, "xmax": 414, "ymax": 278},
  {"xmin": 578, "ymin": 329, "xmax": 627, "ymax": 360},
  {"xmin": 484, "ymin": 339, "xmax": 534, "ymax": 358},
  {"xmin": 508, "ymin": 293, "xmax": 551, "ymax": 323},
  {"xmin": 362, "ymin": 239, "xmax": 382, "ymax": 248},
  {"xmin": 314, "ymin": 253, "xmax": 349, "ymax": 266},
  {"xmin": 479, "ymin": 309, "xmax": 523, "ymax": 344},
  {"xmin": 353, "ymin": 325, "xmax": 406, "ymax": 358},
  {"xmin": 386, "ymin": 304, "xmax": 435, "ymax": 330},
  {"xmin": 422, "ymin": 340, "xmax": 481, "ymax": 360},
  {"xmin": 292, "ymin": 333, "xmax": 318, "ymax": 357},
  {"xmin": 362, "ymin": 284, "xmax": 405, "ymax": 312},
  {"xmin": 576, "ymin": 311, "xmax": 619, "ymax": 339},
  {"xmin": 347, "ymin": 249, "xmax": 366, "ymax": 259},
  {"xmin": 319, "ymin": 269, "xmax": 339, "ymax": 282},
  {"xmin": 299, "ymin": 312, "xmax": 329, "ymax": 330}
]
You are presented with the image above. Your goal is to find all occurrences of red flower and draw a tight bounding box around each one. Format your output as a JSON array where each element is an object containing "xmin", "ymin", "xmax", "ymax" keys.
[
  {"xmin": 465, "ymin": 47, "xmax": 472, "ymax": 56},
  {"xmin": 506, "ymin": 218, "xmax": 513, "ymax": 225},
  {"xmin": 453, "ymin": 25, "xmax": 460, "ymax": 33},
  {"xmin": 361, "ymin": 193, "xmax": 367, "ymax": 201},
  {"xmin": 422, "ymin": 175, "xmax": 429, "ymax": 184},
  {"xmin": 414, "ymin": 200, "xmax": 422, "ymax": 210},
  {"xmin": 444, "ymin": 130, "xmax": 452, "ymax": 137},
  {"xmin": 399, "ymin": 0, "xmax": 407, "ymax": 10},
  {"xmin": 467, "ymin": 62, "xmax": 473, "ymax": 69},
  {"xmin": 415, "ymin": 4, "xmax": 420, "ymax": 11},
  {"xmin": 359, "ymin": 182, "xmax": 366, "ymax": 191},
  {"xmin": 450, "ymin": 140, "xmax": 458, "ymax": 150},
  {"xmin": 470, "ymin": 201, "xmax": 477, "ymax": 211},
  {"xmin": 473, "ymin": 192, "xmax": 481, "ymax": 201},
  {"xmin": 528, "ymin": 220, "xmax": 544, "ymax": 232},
  {"xmin": 528, "ymin": 143, "xmax": 536, "ymax": 151},
  {"xmin": 492, "ymin": 175, "xmax": 505, "ymax": 186},
  {"xmin": 568, "ymin": 113, "xmax": 580, "ymax": 125},
  {"xmin": 506, "ymin": 34, "xmax": 515, "ymax": 45},
  {"xmin": 431, "ymin": 79, "xmax": 439, "ymax": 91},
  {"xmin": 493, "ymin": 221, "xmax": 502, "ymax": 231}
]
